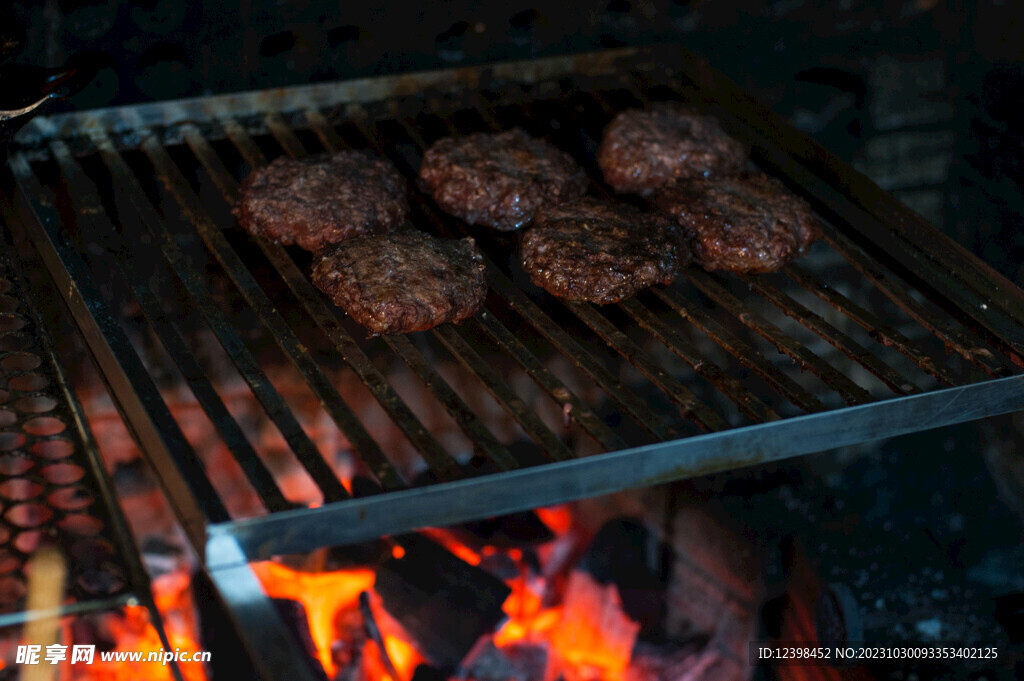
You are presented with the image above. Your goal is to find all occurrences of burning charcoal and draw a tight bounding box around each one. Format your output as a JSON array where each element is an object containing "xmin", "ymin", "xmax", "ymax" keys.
[
  {"xmin": 460, "ymin": 641, "xmax": 549, "ymax": 681},
  {"xmin": 549, "ymin": 571, "xmax": 640, "ymax": 678},
  {"xmin": 409, "ymin": 663, "xmax": 448, "ymax": 681},
  {"xmin": 274, "ymin": 597, "xmax": 330, "ymax": 681},
  {"xmin": 577, "ymin": 517, "xmax": 670, "ymax": 637},
  {"xmin": 374, "ymin": 534, "xmax": 512, "ymax": 669},
  {"xmin": 458, "ymin": 512, "xmax": 554, "ymax": 549}
]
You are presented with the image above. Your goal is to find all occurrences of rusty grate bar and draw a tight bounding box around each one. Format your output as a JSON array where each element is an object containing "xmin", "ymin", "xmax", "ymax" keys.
[
  {"xmin": 617, "ymin": 298, "xmax": 780, "ymax": 423},
  {"xmin": 87, "ymin": 130, "xmax": 353, "ymax": 502},
  {"xmin": 219, "ymin": 117, "xmax": 572, "ymax": 465},
  {"xmin": 781, "ymin": 265, "xmax": 959, "ymax": 386},
  {"xmin": 48, "ymin": 140, "xmax": 292, "ymax": 514},
  {"xmin": 737, "ymin": 274, "xmax": 921, "ymax": 395},
  {"xmin": 684, "ymin": 271, "xmax": 874, "ymax": 405},
  {"xmin": 822, "ymin": 229, "xmax": 1012, "ymax": 376},
  {"xmin": 352, "ymin": 116, "xmax": 679, "ymax": 441}
]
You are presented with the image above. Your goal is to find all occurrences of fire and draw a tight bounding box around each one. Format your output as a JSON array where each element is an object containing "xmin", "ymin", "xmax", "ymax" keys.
[
  {"xmin": 252, "ymin": 560, "xmax": 374, "ymax": 679},
  {"xmin": 85, "ymin": 604, "xmax": 206, "ymax": 681}
]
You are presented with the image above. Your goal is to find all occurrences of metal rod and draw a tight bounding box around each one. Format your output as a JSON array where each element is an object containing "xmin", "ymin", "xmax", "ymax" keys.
[
  {"xmin": 783, "ymin": 264, "xmax": 959, "ymax": 386},
  {"xmin": 618, "ymin": 298, "xmax": 780, "ymax": 423},
  {"xmin": 651, "ymin": 286, "xmax": 827, "ymax": 413},
  {"xmin": 823, "ymin": 229, "xmax": 1012, "ymax": 376},
  {"xmin": 8, "ymin": 152, "xmax": 226, "ymax": 550},
  {"xmin": 686, "ymin": 270, "xmax": 875, "ymax": 405},
  {"xmin": 205, "ymin": 535, "xmax": 327, "ymax": 681},
  {"xmin": 88, "ymin": 130, "xmax": 352, "ymax": 502},
  {"xmin": 208, "ymin": 374, "xmax": 1024, "ymax": 560},
  {"xmin": 433, "ymin": 322, "xmax": 574, "ymax": 461},
  {"xmin": 48, "ymin": 140, "xmax": 292, "ymax": 513},
  {"xmin": 472, "ymin": 310, "xmax": 627, "ymax": 450},
  {"xmin": 563, "ymin": 300, "xmax": 727, "ymax": 431},
  {"xmin": 357, "ymin": 116, "xmax": 676, "ymax": 441},
  {"xmin": 737, "ymin": 274, "xmax": 921, "ymax": 395}
]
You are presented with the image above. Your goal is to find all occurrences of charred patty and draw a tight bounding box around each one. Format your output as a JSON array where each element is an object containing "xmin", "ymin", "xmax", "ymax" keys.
[
  {"xmin": 597, "ymin": 103, "xmax": 747, "ymax": 194},
  {"xmin": 311, "ymin": 230, "xmax": 486, "ymax": 334},
  {"xmin": 651, "ymin": 173, "xmax": 823, "ymax": 273},
  {"xmin": 418, "ymin": 128, "xmax": 588, "ymax": 231},
  {"xmin": 233, "ymin": 151, "xmax": 409, "ymax": 252},
  {"xmin": 520, "ymin": 198, "xmax": 684, "ymax": 304}
]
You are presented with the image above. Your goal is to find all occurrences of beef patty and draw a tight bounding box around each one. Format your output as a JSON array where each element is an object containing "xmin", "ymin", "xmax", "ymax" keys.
[
  {"xmin": 597, "ymin": 103, "xmax": 747, "ymax": 194},
  {"xmin": 233, "ymin": 151, "xmax": 409, "ymax": 252},
  {"xmin": 418, "ymin": 128, "xmax": 588, "ymax": 231},
  {"xmin": 651, "ymin": 173, "xmax": 823, "ymax": 273},
  {"xmin": 312, "ymin": 230, "xmax": 487, "ymax": 334},
  {"xmin": 520, "ymin": 198, "xmax": 684, "ymax": 304}
]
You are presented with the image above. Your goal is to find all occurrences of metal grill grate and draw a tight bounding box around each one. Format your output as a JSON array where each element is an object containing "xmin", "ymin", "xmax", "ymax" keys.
[
  {"xmin": 5, "ymin": 46, "xmax": 1024, "ymax": 571},
  {"xmin": 0, "ymin": 219, "xmax": 172, "ymax": 659}
]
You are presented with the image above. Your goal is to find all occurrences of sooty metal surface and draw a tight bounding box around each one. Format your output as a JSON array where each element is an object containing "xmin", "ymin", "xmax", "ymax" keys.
[
  {"xmin": 6, "ymin": 45, "xmax": 1024, "ymax": 569},
  {"xmin": 0, "ymin": 218, "xmax": 165, "ymax": 638}
]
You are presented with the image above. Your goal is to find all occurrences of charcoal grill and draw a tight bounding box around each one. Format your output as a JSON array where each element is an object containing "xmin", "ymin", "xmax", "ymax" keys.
[{"xmin": 4, "ymin": 44, "xmax": 1024, "ymax": 679}]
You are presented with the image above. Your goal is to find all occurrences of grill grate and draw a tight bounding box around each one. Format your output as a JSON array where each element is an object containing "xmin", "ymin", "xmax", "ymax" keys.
[
  {"xmin": 6, "ymin": 46, "xmax": 1024, "ymax": 570},
  {"xmin": 0, "ymin": 216, "xmax": 173, "ymax": 662}
]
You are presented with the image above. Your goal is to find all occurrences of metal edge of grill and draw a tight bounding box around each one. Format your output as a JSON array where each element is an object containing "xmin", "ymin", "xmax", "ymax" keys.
[
  {"xmin": 0, "ymin": 211, "xmax": 181, "ymax": 675},
  {"xmin": 5, "ymin": 43, "xmax": 1024, "ymax": 568}
]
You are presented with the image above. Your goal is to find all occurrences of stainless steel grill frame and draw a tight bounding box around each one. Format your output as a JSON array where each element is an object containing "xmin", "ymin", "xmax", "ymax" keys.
[{"xmin": 5, "ymin": 44, "xmax": 1024, "ymax": 680}]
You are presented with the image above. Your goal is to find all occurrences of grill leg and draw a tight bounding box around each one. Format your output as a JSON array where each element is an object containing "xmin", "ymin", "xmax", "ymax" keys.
[{"xmin": 206, "ymin": 535, "xmax": 327, "ymax": 681}]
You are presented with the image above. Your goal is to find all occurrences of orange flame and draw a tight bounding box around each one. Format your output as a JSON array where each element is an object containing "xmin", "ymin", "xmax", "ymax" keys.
[{"xmin": 252, "ymin": 561, "xmax": 374, "ymax": 679}]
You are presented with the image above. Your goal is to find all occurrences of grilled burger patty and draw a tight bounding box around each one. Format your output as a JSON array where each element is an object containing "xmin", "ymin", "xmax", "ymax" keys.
[
  {"xmin": 233, "ymin": 151, "xmax": 409, "ymax": 252},
  {"xmin": 418, "ymin": 128, "xmax": 588, "ymax": 231},
  {"xmin": 651, "ymin": 172, "xmax": 823, "ymax": 273},
  {"xmin": 312, "ymin": 230, "xmax": 487, "ymax": 334},
  {"xmin": 597, "ymin": 103, "xmax": 747, "ymax": 194},
  {"xmin": 520, "ymin": 198, "xmax": 685, "ymax": 304}
]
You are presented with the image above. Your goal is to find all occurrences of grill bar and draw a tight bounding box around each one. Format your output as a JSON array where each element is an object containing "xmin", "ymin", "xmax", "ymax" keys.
[
  {"xmin": 651, "ymin": 286, "xmax": 828, "ymax": 413},
  {"xmin": 617, "ymin": 298, "xmax": 780, "ymax": 423},
  {"xmin": 822, "ymin": 229, "xmax": 1012, "ymax": 375},
  {"xmin": 220, "ymin": 117, "xmax": 571, "ymax": 469},
  {"xmin": 564, "ymin": 301, "xmax": 727, "ymax": 431},
  {"xmin": 471, "ymin": 310, "xmax": 627, "ymax": 450},
  {"xmin": 433, "ymin": 323, "xmax": 573, "ymax": 461},
  {"xmin": 48, "ymin": 141, "xmax": 292, "ymax": 514},
  {"xmin": 210, "ymin": 373, "xmax": 1024, "ymax": 560},
  {"xmin": 782, "ymin": 265, "xmax": 959, "ymax": 386},
  {"xmin": 685, "ymin": 270, "xmax": 875, "ymax": 405},
  {"xmin": 88, "ymin": 130, "xmax": 352, "ymax": 503},
  {"xmin": 181, "ymin": 123, "xmax": 517, "ymax": 474},
  {"xmin": 738, "ymin": 275, "xmax": 921, "ymax": 395}
]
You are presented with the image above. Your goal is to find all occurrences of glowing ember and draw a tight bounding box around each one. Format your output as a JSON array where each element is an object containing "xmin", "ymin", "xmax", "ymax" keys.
[
  {"xmin": 252, "ymin": 561, "xmax": 374, "ymax": 678},
  {"xmin": 86, "ymin": 604, "xmax": 206, "ymax": 681},
  {"xmin": 549, "ymin": 572, "xmax": 640, "ymax": 680}
]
